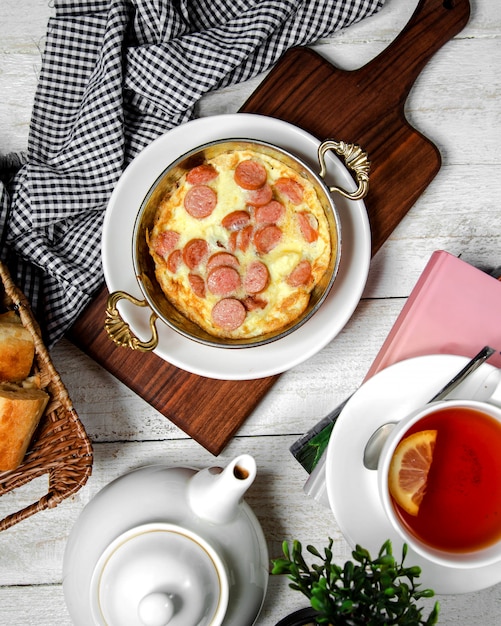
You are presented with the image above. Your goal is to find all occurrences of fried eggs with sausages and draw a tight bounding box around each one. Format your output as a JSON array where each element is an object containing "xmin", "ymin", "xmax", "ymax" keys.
[{"xmin": 147, "ymin": 148, "xmax": 334, "ymax": 339}]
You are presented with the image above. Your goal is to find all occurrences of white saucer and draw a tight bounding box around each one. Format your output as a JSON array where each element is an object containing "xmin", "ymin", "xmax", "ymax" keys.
[
  {"xmin": 102, "ymin": 113, "xmax": 371, "ymax": 380},
  {"xmin": 325, "ymin": 354, "xmax": 501, "ymax": 594}
]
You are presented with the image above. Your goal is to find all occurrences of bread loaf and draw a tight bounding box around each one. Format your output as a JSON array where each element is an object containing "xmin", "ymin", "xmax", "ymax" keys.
[
  {"xmin": 0, "ymin": 385, "xmax": 49, "ymax": 471},
  {"xmin": 0, "ymin": 318, "xmax": 35, "ymax": 382}
]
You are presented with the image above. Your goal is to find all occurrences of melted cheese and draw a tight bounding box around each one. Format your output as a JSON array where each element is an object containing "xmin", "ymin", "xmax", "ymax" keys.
[{"xmin": 148, "ymin": 148, "xmax": 334, "ymax": 339}]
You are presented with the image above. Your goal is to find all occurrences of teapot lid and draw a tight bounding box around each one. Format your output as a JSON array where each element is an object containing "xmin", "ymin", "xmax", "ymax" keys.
[{"xmin": 90, "ymin": 523, "xmax": 229, "ymax": 626}]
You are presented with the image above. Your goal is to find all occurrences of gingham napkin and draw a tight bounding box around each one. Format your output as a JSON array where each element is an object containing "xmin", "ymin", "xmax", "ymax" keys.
[{"xmin": 0, "ymin": 0, "xmax": 384, "ymax": 346}]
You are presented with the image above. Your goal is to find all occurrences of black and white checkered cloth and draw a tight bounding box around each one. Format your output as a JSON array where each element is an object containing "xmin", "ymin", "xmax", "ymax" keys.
[{"xmin": 0, "ymin": 0, "xmax": 384, "ymax": 346}]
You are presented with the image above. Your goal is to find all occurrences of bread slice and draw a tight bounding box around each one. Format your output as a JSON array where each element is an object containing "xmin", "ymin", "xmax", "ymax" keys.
[
  {"xmin": 0, "ymin": 321, "xmax": 35, "ymax": 382},
  {"xmin": 0, "ymin": 386, "xmax": 49, "ymax": 471}
]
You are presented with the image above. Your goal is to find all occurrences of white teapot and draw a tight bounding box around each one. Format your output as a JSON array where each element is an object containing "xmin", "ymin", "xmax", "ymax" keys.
[{"xmin": 63, "ymin": 454, "xmax": 268, "ymax": 626}]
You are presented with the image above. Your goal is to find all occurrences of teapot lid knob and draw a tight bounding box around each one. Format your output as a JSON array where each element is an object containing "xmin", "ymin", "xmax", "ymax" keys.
[{"xmin": 138, "ymin": 592, "xmax": 175, "ymax": 626}]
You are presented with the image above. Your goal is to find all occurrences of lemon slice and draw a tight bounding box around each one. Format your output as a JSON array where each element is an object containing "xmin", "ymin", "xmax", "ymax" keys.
[{"xmin": 388, "ymin": 429, "xmax": 437, "ymax": 516}]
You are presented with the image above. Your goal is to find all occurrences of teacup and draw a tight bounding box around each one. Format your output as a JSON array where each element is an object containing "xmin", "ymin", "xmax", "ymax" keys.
[{"xmin": 378, "ymin": 398, "xmax": 501, "ymax": 569}]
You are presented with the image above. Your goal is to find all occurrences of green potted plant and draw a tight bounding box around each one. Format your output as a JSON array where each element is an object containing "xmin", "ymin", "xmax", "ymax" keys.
[{"xmin": 271, "ymin": 538, "xmax": 440, "ymax": 626}]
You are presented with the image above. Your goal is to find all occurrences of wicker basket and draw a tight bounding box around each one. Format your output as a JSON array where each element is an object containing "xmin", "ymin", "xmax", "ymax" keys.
[{"xmin": 0, "ymin": 262, "xmax": 93, "ymax": 531}]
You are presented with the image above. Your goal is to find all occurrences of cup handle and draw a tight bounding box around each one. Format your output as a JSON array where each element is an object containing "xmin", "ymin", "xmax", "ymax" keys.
[
  {"xmin": 317, "ymin": 140, "xmax": 370, "ymax": 201},
  {"xmin": 105, "ymin": 290, "xmax": 159, "ymax": 352}
]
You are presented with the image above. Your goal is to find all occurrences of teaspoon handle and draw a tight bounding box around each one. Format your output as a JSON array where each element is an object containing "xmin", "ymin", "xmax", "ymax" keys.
[{"xmin": 429, "ymin": 346, "xmax": 496, "ymax": 402}]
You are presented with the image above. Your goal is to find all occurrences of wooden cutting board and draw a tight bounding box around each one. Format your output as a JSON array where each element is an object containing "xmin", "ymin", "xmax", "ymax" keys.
[{"xmin": 68, "ymin": 0, "xmax": 470, "ymax": 455}]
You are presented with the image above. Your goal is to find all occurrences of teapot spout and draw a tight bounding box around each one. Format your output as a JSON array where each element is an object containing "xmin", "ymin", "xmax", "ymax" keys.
[{"xmin": 187, "ymin": 454, "xmax": 256, "ymax": 524}]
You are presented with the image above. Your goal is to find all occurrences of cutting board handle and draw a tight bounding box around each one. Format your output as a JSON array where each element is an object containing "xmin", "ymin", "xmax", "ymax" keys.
[{"xmin": 363, "ymin": 0, "xmax": 470, "ymax": 107}]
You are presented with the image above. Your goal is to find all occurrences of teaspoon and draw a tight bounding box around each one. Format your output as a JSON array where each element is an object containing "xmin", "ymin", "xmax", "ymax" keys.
[{"xmin": 362, "ymin": 346, "xmax": 497, "ymax": 470}]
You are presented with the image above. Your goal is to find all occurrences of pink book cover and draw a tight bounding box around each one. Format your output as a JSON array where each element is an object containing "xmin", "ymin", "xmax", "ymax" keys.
[{"xmin": 364, "ymin": 250, "xmax": 501, "ymax": 381}]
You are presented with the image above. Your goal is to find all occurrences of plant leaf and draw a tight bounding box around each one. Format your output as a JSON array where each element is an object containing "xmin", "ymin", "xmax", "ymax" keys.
[{"xmin": 271, "ymin": 538, "xmax": 439, "ymax": 626}]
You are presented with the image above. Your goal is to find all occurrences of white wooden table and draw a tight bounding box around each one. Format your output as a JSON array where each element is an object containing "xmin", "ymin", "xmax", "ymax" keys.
[{"xmin": 1, "ymin": 0, "xmax": 501, "ymax": 624}]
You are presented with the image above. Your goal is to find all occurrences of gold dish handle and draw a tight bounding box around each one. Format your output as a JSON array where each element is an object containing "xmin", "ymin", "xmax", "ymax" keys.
[
  {"xmin": 105, "ymin": 290, "xmax": 159, "ymax": 352},
  {"xmin": 317, "ymin": 140, "xmax": 370, "ymax": 201}
]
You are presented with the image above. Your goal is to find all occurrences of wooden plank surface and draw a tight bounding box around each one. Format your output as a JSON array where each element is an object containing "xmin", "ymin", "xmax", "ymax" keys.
[{"xmin": 68, "ymin": 0, "xmax": 471, "ymax": 454}]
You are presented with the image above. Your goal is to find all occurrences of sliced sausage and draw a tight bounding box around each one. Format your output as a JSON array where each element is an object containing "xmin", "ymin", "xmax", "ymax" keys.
[
  {"xmin": 183, "ymin": 238, "xmax": 209, "ymax": 269},
  {"xmin": 228, "ymin": 224, "xmax": 253, "ymax": 253},
  {"xmin": 166, "ymin": 249, "xmax": 182, "ymax": 273},
  {"xmin": 186, "ymin": 164, "xmax": 218, "ymax": 185},
  {"xmin": 297, "ymin": 211, "xmax": 319, "ymax": 243},
  {"xmin": 234, "ymin": 160, "xmax": 267, "ymax": 190},
  {"xmin": 227, "ymin": 231, "xmax": 237, "ymax": 253},
  {"xmin": 152, "ymin": 230, "xmax": 180, "ymax": 258},
  {"xmin": 222, "ymin": 210, "xmax": 251, "ymax": 231},
  {"xmin": 246, "ymin": 183, "xmax": 273, "ymax": 207},
  {"xmin": 188, "ymin": 274, "xmax": 206, "ymax": 298},
  {"xmin": 211, "ymin": 298, "xmax": 246, "ymax": 331},
  {"xmin": 207, "ymin": 266, "xmax": 241, "ymax": 296},
  {"xmin": 287, "ymin": 259, "xmax": 312, "ymax": 287},
  {"xmin": 242, "ymin": 296, "xmax": 268, "ymax": 311},
  {"xmin": 184, "ymin": 185, "xmax": 217, "ymax": 218},
  {"xmin": 275, "ymin": 177, "xmax": 304, "ymax": 204},
  {"xmin": 253, "ymin": 225, "xmax": 282, "ymax": 254},
  {"xmin": 237, "ymin": 224, "xmax": 253, "ymax": 252},
  {"xmin": 255, "ymin": 200, "xmax": 285, "ymax": 225},
  {"xmin": 244, "ymin": 261, "xmax": 270, "ymax": 294},
  {"xmin": 206, "ymin": 252, "xmax": 239, "ymax": 272}
]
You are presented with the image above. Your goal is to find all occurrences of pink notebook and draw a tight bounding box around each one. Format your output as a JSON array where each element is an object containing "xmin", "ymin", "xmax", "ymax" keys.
[{"xmin": 364, "ymin": 250, "xmax": 501, "ymax": 380}]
